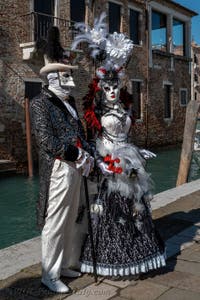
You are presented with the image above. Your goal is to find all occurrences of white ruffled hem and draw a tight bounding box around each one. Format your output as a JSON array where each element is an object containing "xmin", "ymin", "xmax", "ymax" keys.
[{"xmin": 81, "ymin": 252, "xmax": 166, "ymax": 276}]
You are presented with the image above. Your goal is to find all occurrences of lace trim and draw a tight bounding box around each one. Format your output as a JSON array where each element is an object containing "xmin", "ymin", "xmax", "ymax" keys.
[{"xmin": 81, "ymin": 252, "xmax": 166, "ymax": 276}]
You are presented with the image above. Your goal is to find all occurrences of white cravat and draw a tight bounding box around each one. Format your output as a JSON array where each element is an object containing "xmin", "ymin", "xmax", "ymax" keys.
[
  {"xmin": 47, "ymin": 73, "xmax": 79, "ymax": 120},
  {"xmin": 62, "ymin": 99, "xmax": 79, "ymax": 121}
]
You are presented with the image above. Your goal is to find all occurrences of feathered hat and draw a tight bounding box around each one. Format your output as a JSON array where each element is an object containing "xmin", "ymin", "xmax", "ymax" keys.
[{"xmin": 71, "ymin": 12, "xmax": 133, "ymax": 80}]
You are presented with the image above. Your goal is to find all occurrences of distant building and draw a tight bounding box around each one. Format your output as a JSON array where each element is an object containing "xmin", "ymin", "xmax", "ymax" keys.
[
  {"xmin": 191, "ymin": 42, "xmax": 200, "ymax": 101},
  {"xmin": 0, "ymin": 0, "xmax": 197, "ymax": 170}
]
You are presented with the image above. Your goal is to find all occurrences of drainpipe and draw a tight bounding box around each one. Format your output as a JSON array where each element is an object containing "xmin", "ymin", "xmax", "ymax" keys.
[{"xmin": 25, "ymin": 97, "xmax": 33, "ymax": 177}]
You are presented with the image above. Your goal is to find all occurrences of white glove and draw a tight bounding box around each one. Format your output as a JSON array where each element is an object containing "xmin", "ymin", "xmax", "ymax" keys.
[
  {"xmin": 98, "ymin": 161, "xmax": 113, "ymax": 176},
  {"xmin": 139, "ymin": 149, "xmax": 157, "ymax": 160},
  {"xmin": 75, "ymin": 149, "xmax": 89, "ymax": 169},
  {"xmin": 75, "ymin": 149, "xmax": 94, "ymax": 177},
  {"xmin": 82, "ymin": 156, "xmax": 94, "ymax": 177}
]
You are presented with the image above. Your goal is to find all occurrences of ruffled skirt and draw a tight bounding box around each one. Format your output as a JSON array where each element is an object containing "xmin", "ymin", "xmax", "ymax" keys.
[{"xmin": 80, "ymin": 180, "xmax": 166, "ymax": 277}]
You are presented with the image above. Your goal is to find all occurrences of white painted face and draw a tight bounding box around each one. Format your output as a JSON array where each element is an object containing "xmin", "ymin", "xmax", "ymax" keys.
[{"xmin": 102, "ymin": 81, "xmax": 120, "ymax": 103}]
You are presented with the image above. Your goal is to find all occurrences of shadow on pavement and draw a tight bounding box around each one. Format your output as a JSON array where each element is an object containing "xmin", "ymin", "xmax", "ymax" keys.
[
  {"xmin": 141, "ymin": 207, "xmax": 200, "ymax": 280},
  {"xmin": 0, "ymin": 208, "xmax": 199, "ymax": 299},
  {"xmin": 0, "ymin": 273, "xmax": 96, "ymax": 300}
]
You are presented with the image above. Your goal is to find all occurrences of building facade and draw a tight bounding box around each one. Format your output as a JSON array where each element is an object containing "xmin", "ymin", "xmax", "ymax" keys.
[
  {"xmin": 0, "ymin": 0, "xmax": 197, "ymax": 170},
  {"xmin": 191, "ymin": 42, "xmax": 200, "ymax": 102}
]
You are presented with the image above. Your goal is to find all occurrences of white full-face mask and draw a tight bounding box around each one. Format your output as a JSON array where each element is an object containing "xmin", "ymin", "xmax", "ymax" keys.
[
  {"xmin": 47, "ymin": 71, "xmax": 75, "ymax": 100},
  {"xmin": 101, "ymin": 80, "xmax": 120, "ymax": 104},
  {"xmin": 58, "ymin": 71, "xmax": 75, "ymax": 89}
]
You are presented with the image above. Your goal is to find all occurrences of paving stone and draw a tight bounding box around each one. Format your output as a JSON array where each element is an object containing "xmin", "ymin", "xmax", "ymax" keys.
[
  {"xmin": 167, "ymin": 259, "xmax": 200, "ymax": 276},
  {"xmin": 0, "ymin": 287, "xmax": 37, "ymax": 300},
  {"xmin": 166, "ymin": 235, "xmax": 194, "ymax": 251},
  {"xmin": 0, "ymin": 271, "xmax": 38, "ymax": 289},
  {"xmin": 0, "ymin": 237, "xmax": 41, "ymax": 280},
  {"xmin": 110, "ymin": 297, "xmax": 127, "ymax": 300},
  {"xmin": 64, "ymin": 274, "xmax": 96, "ymax": 291},
  {"xmin": 156, "ymin": 287, "xmax": 200, "ymax": 300},
  {"xmin": 165, "ymin": 242, "xmax": 181, "ymax": 258},
  {"xmin": 63, "ymin": 283, "xmax": 118, "ymax": 300},
  {"xmin": 169, "ymin": 210, "xmax": 200, "ymax": 223},
  {"xmin": 152, "ymin": 190, "xmax": 200, "ymax": 219},
  {"xmin": 148, "ymin": 270, "xmax": 200, "ymax": 292},
  {"xmin": 194, "ymin": 235, "xmax": 200, "ymax": 243},
  {"xmin": 103, "ymin": 278, "xmax": 131, "ymax": 288},
  {"xmin": 176, "ymin": 243, "xmax": 200, "ymax": 262},
  {"xmin": 153, "ymin": 217, "xmax": 192, "ymax": 241},
  {"xmin": 21, "ymin": 263, "xmax": 41, "ymax": 276},
  {"xmin": 176, "ymin": 226, "xmax": 200, "ymax": 239},
  {"xmin": 195, "ymin": 221, "xmax": 200, "ymax": 226},
  {"xmin": 0, "ymin": 273, "xmax": 63, "ymax": 299},
  {"xmin": 120, "ymin": 281, "xmax": 169, "ymax": 300}
]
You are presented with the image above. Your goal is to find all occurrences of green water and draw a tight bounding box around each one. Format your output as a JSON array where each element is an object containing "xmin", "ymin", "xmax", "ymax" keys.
[
  {"xmin": 1, "ymin": 145, "xmax": 200, "ymax": 250},
  {"xmin": 146, "ymin": 146, "xmax": 181, "ymax": 194},
  {"xmin": 0, "ymin": 176, "xmax": 40, "ymax": 249}
]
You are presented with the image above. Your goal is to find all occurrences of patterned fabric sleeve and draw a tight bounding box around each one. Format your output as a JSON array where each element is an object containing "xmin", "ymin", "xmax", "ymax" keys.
[{"xmin": 30, "ymin": 95, "xmax": 79, "ymax": 161}]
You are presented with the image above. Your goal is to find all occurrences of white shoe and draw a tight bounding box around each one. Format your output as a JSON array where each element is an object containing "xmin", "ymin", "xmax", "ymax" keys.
[
  {"xmin": 61, "ymin": 268, "xmax": 81, "ymax": 278},
  {"xmin": 41, "ymin": 278, "xmax": 70, "ymax": 293}
]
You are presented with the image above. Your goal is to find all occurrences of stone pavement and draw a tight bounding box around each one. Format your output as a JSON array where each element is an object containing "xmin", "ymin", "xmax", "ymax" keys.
[{"xmin": 0, "ymin": 190, "xmax": 200, "ymax": 300}]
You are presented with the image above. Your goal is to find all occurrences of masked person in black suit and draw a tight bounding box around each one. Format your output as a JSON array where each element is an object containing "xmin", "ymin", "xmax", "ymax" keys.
[{"xmin": 30, "ymin": 27, "xmax": 94, "ymax": 293}]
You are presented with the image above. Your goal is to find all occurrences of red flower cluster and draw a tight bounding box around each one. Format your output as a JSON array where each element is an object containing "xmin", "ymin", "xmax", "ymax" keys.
[{"xmin": 104, "ymin": 155, "xmax": 123, "ymax": 174}]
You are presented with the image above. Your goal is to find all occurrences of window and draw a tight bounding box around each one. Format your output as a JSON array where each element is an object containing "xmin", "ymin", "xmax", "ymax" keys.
[
  {"xmin": 195, "ymin": 92, "xmax": 197, "ymax": 100},
  {"xmin": 173, "ymin": 18, "xmax": 185, "ymax": 56},
  {"xmin": 152, "ymin": 10, "xmax": 167, "ymax": 52},
  {"xmin": 164, "ymin": 85, "xmax": 171, "ymax": 119},
  {"xmin": 194, "ymin": 54, "xmax": 198, "ymax": 64},
  {"xmin": 194, "ymin": 74, "xmax": 198, "ymax": 83},
  {"xmin": 109, "ymin": 2, "xmax": 121, "ymax": 33},
  {"xmin": 129, "ymin": 9, "xmax": 139, "ymax": 45},
  {"xmin": 34, "ymin": 0, "xmax": 55, "ymax": 40},
  {"xmin": 132, "ymin": 81, "xmax": 142, "ymax": 119},
  {"xmin": 179, "ymin": 89, "xmax": 188, "ymax": 107},
  {"xmin": 70, "ymin": 0, "xmax": 85, "ymax": 23}
]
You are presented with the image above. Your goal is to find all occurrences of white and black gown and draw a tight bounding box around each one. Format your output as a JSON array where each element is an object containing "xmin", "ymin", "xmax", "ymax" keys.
[{"xmin": 80, "ymin": 104, "xmax": 166, "ymax": 276}]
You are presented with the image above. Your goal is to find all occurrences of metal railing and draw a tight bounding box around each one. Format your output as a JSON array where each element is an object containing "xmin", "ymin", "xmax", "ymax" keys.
[{"xmin": 19, "ymin": 12, "xmax": 77, "ymax": 45}]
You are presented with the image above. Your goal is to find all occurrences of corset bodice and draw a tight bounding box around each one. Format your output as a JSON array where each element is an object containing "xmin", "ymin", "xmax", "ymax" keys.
[{"xmin": 101, "ymin": 109, "xmax": 131, "ymax": 141}]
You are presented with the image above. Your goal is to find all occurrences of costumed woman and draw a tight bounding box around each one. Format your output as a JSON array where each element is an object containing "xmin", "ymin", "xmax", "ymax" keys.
[{"xmin": 72, "ymin": 13, "xmax": 166, "ymax": 277}]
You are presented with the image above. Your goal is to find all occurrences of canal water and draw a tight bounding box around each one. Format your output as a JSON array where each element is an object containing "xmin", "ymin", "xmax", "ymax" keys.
[{"xmin": 1, "ymin": 146, "xmax": 200, "ymax": 250}]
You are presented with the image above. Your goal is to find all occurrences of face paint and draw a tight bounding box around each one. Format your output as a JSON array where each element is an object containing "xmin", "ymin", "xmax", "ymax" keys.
[{"xmin": 102, "ymin": 81, "xmax": 120, "ymax": 103}]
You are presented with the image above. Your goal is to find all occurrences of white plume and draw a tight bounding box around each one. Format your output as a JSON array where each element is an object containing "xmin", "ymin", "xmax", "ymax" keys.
[{"xmin": 71, "ymin": 12, "xmax": 134, "ymax": 73}]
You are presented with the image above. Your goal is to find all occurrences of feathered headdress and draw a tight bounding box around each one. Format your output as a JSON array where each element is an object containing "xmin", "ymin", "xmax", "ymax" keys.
[
  {"xmin": 71, "ymin": 13, "xmax": 133, "ymax": 79},
  {"xmin": 71, "ymin": 13, "xmax": 134, "ymax": 133}
]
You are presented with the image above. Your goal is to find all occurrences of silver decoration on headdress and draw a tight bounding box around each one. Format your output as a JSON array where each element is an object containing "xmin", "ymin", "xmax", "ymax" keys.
[{"xmin": 71, "ymin": 12, "xmax": 133, "ymax": 76}]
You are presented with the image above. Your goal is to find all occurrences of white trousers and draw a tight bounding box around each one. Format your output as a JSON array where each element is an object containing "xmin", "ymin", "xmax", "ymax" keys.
[{"xmin": 41, "ymin": 159, "xmax": 86, "ymax": 280}]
